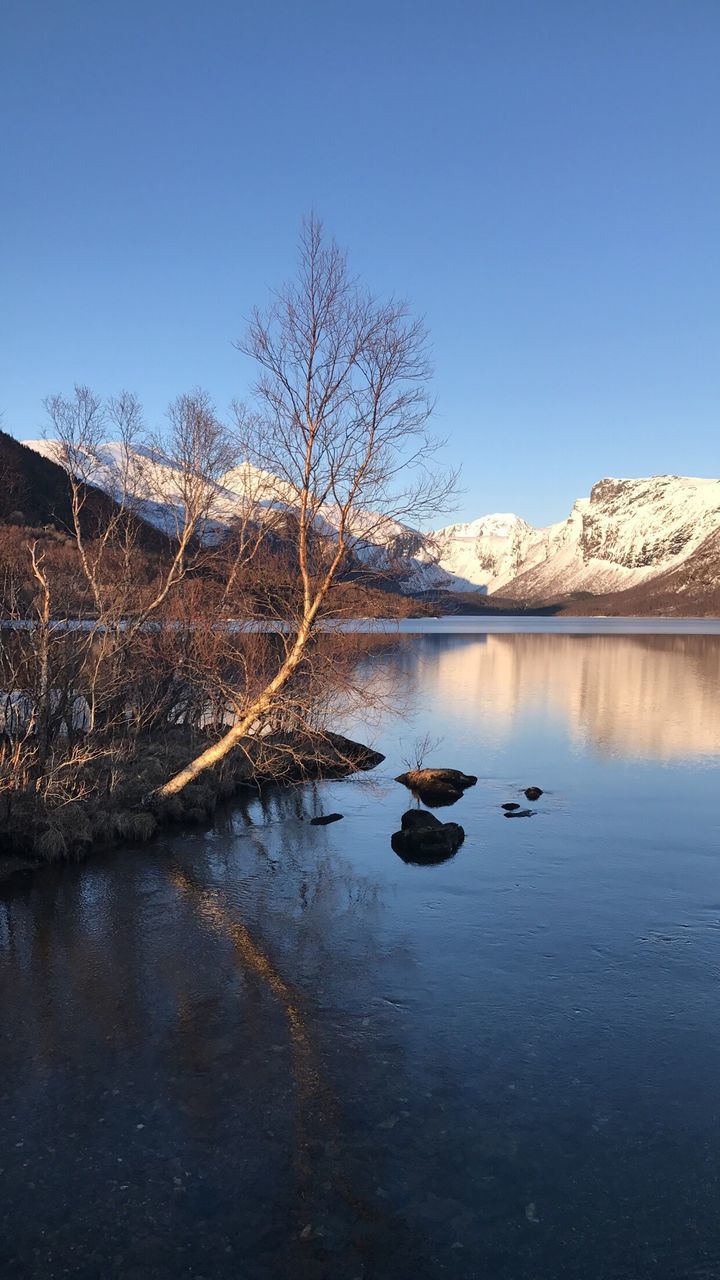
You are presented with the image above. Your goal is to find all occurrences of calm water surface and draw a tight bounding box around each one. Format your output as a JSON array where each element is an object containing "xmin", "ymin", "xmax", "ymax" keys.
[{"xmin": 2, "ymin": 626, "xmax": 720, "ymax": 1279}]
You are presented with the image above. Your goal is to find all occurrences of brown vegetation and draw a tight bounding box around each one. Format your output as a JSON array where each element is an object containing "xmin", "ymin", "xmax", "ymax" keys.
[{"xmin": 0, "ymin": 622, "xmax": 391, "ymax": 868}]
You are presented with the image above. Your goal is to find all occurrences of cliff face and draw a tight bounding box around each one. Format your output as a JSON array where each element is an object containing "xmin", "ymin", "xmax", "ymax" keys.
[
  {"xmin": 430, "ymin": 476, "xmax": 720, "ymax": 603},
  {"xmin": 565, "ymin": 526, "xmax": 720, "ymax": 617}
]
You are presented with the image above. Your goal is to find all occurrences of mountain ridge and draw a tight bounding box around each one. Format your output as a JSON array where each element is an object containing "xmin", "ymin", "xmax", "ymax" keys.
[
  {"xmin": 430, "ymin": 474, "xmax": 720, "ymax": 602},
  {"xmin": 16, "ymin": 437, "xmax": 720, "ymax": 613}
]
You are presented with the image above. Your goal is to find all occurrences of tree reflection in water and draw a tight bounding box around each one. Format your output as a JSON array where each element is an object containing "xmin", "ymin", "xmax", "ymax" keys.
[{"xmin": 0, "ymin": 790, "xmax": 441, "ymax": 1277}]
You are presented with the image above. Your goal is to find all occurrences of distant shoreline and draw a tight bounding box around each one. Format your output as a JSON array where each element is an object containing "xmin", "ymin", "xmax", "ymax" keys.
[
  {"xmin": 3, "ymin": 614, "xmax": 719, "ymax": 635},
  {"xmin": 318, "ymin": 616, "xmax": 720, "ymax": 634}
]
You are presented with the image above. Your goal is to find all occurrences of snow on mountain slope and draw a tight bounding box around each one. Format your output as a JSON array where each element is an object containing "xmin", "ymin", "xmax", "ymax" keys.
[
  {"xmin": 431, "ymin": 476, "xmax": 720, "ymax": 598},
  {"xmin": 564, "ymin": 525, "xmax": 720, "ymax": 616},
  {"xmin": 23, "ymin": 439, "xmax": 283, "ymax": 535},
  {"xmin": 22, "ymin": 437, "xmax": 449, "ymax": 588},
  {"xmin": 430, "ymin": 514, "xmax": 536, "ymax": 593},
  {"xmin": 22, "ymin": 440, "xmax": 718, "ymax": 604},
  {"xmin": 24, "ymin": 439, "xmax": 343, "ymax": 545}
]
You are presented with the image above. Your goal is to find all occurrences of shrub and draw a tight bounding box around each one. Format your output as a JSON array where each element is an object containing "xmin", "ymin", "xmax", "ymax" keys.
[
  {"xmin": 34, "ymin": 827, "xmax": 68, "ymax": 861},
  {"xmin": 113, "ymin": 811, "xmax": 157, "ymax": 842}
]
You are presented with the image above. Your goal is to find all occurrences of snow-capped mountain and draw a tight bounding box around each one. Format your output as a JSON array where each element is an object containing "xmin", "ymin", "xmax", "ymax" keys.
[
  {"xmin": 23, "ymin": 438, "xmax": 287, "ymax": 537},
  {"xmin": 430, "ymin": 476, "xmax": 720, "ymax": 599},
  {"xmin": 430, "ymin": 514, "xmax": 536, "ymax": 593},
  {"xmin": 22, "ymin": 437, "xmax": 448, "ymax": 591},
  {"xmin": 21, "ymin": 439, "xmax": 720, "ymax": 606}
]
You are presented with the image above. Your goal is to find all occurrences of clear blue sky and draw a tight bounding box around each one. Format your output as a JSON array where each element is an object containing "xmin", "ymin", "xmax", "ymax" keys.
[{"xmin": 2, "ymin": 0, "xmax": 719, "ymax": 527}]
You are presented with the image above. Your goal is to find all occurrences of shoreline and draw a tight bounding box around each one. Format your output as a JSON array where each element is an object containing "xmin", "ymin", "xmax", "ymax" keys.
[
  {"xmin": 3, "ymin": 614, "xmax": 719, "ymax": 635},
  {"xmin": 0, "ymin": 729, "xmax": 384, "ymax": 885}
]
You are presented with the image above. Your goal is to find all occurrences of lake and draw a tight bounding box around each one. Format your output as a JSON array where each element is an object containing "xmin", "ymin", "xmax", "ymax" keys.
[{"xmin": 2, "ymin": 623, "xmax": 720, "ymax": 1279}]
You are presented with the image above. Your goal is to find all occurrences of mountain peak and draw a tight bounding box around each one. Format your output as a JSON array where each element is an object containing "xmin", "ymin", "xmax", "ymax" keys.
[
  {"xmin": 437, "ymin": 512, "xmax": 528, "ymax": 540},
  {"xmin": 430, "ymin": 473, "xmax": 720, "ymax": 597}
]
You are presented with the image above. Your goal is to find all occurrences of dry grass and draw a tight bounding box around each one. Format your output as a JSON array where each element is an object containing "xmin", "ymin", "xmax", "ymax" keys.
[{"xmin": 1, "ymin": 726, "xmax": 379, "ymax": 871}]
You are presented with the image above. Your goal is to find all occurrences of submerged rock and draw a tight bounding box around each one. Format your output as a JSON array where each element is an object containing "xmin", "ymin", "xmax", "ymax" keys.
[
  {"xmin": 524, "ymin": 786, "xmax": 543, "ymax": 801},
  {"xmin": 309, "ymin": 813, "xmax": 344, "ymax": 826},
  {"xmin": 501, "ymin": 802, "xmax": 520, "ymax": 811},
  {"xmin": 504, "ymin": 808, "xmax": 535, "ymax": 818},
  {"xmin": 391, "ymin": 808, "xmax": 465, "ymax": 864}
]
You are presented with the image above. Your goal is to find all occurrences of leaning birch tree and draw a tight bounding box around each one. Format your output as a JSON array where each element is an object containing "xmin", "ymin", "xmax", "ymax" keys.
[{"xmin": 156, "ymin": 215, "xmax": 455, "ymax": 797}]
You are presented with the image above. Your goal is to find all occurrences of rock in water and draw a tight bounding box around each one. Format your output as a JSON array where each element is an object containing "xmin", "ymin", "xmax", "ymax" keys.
[
  {"xmin": 400, "ymin": 808, "xmax": 443, "ymax": 831},
  {"xmin": 391, "ymin": 809, "xmax": 465, "ymax": 864},
  {"xmin": 322, "ymin": 732, "xmax": 385, "ymax": 773},
  {"xmin": 396, "ymin": 768, "xmax": 477, "ymax": 789},
  {"xmin": 524, "ymin": 786, "xmax": 543, "ymax": 801},
  {"xmin": 395, "ymin": 768, "xmax": 477, "ymax": 806},
  {"xmin": 504, "ymin": 808, "xmax": 535, "ymax": 818},
  {"xmin": 309, "ymin": 813, "xmax": 344, "ymax": 826},
  {"xmin": 502, "ymin": 802, "xmax": 520, "ymax": 811}
]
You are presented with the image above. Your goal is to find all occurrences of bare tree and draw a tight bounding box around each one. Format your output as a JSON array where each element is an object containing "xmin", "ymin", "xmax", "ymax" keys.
[
  {"xmin": 400, "ymin": 732, "xmax": 444, "ymax": 773},
  {"xmin": 43, "ymin": 386, "xmax": 242, "ymax": 636},
  {"xmin": 157, "ymin": 216, "xmax": 456, "ymax": 796}
]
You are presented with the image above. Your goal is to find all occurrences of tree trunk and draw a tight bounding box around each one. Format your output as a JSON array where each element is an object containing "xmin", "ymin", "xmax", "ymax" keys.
[{"xmin": 155, "ymin": 614, "xmax": 315, "ymax": 797}]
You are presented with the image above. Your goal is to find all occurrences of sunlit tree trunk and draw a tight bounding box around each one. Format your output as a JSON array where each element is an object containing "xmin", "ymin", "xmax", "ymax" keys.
[{"xmin": 156, "ymin": 215, "xmax": 455, "ymax": 796}]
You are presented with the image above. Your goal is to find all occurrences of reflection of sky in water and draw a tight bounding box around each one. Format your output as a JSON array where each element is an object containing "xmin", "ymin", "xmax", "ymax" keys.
[{"xmin": 1, "ymin": 631, "xmax": 720, "ymax": 1279}]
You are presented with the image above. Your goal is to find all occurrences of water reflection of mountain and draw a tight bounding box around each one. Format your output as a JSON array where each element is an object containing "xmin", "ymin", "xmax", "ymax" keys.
[{"xmin": 407, "ymin": 634, "xmax": 720, "ymax": 761}]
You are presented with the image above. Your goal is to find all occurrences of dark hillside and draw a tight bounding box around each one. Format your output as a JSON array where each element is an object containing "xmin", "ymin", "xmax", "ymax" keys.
[
  {"xmin": 0, "ymin": 429, "xmax": 77, "ymax": 527},
  {"xmin": 411, "ymin": 588, "xmax": 563, "ymax": 616},
  {"xmin": 0, "ymin": 428, "xmax": 149, "ymax": 537},
  {"xmin": 0, "ymin": 429, "xmax": 169, "ymax": 548},
  {"xmin": 0, "ymin": 431, "xmax": 173, "ymax": 614}
]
